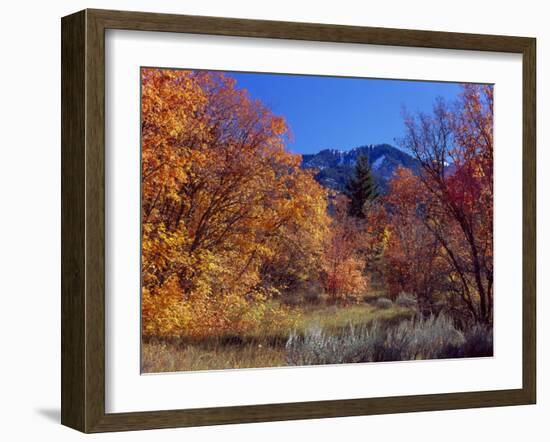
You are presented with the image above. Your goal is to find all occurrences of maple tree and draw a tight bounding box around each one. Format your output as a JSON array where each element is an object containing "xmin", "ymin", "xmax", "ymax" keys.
[
  {"xmin": 397, "ymin": 84, "xmax": 494, "ymax": 324},
  {"xmin": 321, "ymin": 195, "xmax": 369, "ymax": 303},
  {"xmin": 382, "ymin": 167, "xmax": 447, "ymax": 312},
  {"xmin": 141, "ymin": 68, "xmax": 329, "ymax": 337}
]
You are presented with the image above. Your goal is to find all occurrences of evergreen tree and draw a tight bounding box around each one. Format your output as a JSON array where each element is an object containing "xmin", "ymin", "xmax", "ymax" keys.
[{"xmin": 344, "ymin": 154, "xmax": 379, "ymax": 218}]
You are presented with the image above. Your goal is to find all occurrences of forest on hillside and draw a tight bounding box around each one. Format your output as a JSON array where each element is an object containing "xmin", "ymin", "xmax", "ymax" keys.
[{"xmin": 140, "ymin": 68, "xmax": 493, "ymax": 373}]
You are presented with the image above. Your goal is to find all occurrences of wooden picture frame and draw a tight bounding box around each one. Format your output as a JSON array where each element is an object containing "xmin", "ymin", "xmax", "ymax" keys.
[{"xmin": 61, "ymin": 8, "xmax": 536, "ymax": 433}]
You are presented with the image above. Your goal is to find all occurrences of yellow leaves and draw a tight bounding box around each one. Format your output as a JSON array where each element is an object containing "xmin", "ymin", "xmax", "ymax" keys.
[
  {"xmin": 381, "ymin": 226, "xmax": 391, "ymax": 248},
  {"xmin": 140, "ymin": 68, "xmax": 330, "ymax": 339},
  {"xmin": 142, "ymin": 283, "xmax": 295, "ymax": 340}
]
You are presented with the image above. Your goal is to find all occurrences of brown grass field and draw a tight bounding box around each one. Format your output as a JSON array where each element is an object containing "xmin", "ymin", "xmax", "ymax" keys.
[{"xmin": 142, "ymin": 302, "xmax": 415, "ymax": 373}]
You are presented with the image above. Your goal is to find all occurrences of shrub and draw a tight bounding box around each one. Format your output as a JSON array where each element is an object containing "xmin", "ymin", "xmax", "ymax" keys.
[
  {"xmin": 362, "ymin": 294, "xmax": 375, "ymax": 303},
  {"xmin": 395, "ymin": 292, "xmax": 417, "ymax": 308},
  {"xmin": 369, "ymin": 314, "xmax": 465, "ymax": 361},
  {"xmin": 400, "ymin": 314, "xmax": 465, "ymax": 359},
  {"xmin": 281, "ymin": 294, "xmax": 301, "ymax": 307},
  {"xmin": 375, "ymin": 297, "xmax": 393, "ymax": 309},
  {"xmin": 303, "ymin": 290, "xmax": 322, "ymax": 305},
  {"xmin": 285, "ymin": 314, "xmax": 490, "ymax": 366},
  {"xmin": 285, "ymin": 323, "xmax": 381, "ymax": 365},
  {"xmin": 462, "ymin": 324, "xmax": 493, "ymax": 357}
]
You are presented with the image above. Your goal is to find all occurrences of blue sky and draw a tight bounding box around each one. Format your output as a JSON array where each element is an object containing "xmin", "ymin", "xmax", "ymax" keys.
[{"xmin": 228, "ymin": 71, "xmax": 462, "ymax": 155}]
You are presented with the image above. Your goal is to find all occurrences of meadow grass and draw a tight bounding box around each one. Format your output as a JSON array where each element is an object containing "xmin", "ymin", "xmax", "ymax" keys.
[
  {"xmin": 142, "ymin": 341, "xmax": 285, "ymax": 373},
  {"xmin": 142, "ymin": 302, "xmax": 415, "ymax": 373}
]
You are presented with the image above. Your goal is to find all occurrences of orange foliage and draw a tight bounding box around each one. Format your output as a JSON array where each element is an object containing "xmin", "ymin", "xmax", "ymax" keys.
[
  {"xmin": 398, "ymin": 84, "xmax": 493, "ymax": 323},
  {"xmin": 140, "ymin": 69, "xmax": 494, "ymax": 337},
  {"xmin": 140, "ymin": 68, "xmax": 329, "ymax": 338},
  {"xmin": 382, "ymin": 168, "xmax": 447, "ymax": 308},
  {"xmin": 321, "ymin": 196, "xmax": 368, "ymax": 303}
]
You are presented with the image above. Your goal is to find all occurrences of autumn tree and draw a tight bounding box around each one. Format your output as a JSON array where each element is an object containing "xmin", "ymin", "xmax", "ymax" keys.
[
  {"xmin": 321, "ymin": 195, "xmax": 368, "ymax": 303},
  {"xmin": 400, "ymin": 84, "xmax": 493, "ymax": 324},
  {"xmin": 140, "ymin": 68, "xmax": 329, "ymax": 337},
  {"xmin": 345, "ymin": 154, "xmax": 379, "ymax": 218},
  {"xmin": 382, "ymin": 167, "xmax": 448, "ymax": 313}
]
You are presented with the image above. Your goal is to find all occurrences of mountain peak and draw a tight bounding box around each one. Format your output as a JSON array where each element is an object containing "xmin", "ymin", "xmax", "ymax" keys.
[{"xmin": 301, "ymin": 143, "xmax": 419, "ymax": 193}]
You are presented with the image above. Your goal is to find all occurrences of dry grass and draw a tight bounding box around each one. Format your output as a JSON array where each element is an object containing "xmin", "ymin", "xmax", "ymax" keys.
[
  {"xmin": 142, "ymin": 341, "xmax": 285, "ymax": 373},
  {"xmin": 141, "ymin": 302, "xmax": 415, "ymax": 373}
]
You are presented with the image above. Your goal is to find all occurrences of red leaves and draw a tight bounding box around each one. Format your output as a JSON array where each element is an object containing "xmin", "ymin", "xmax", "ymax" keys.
[{"xmin": 395, "ymin": 84, "xmax": 493, "ymax": 323}]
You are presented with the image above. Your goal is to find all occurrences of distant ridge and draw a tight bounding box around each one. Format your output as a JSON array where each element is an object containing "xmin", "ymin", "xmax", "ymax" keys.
[{"xmin": 301, "ymin": 143, "xmax": 420, "ymax": 193}]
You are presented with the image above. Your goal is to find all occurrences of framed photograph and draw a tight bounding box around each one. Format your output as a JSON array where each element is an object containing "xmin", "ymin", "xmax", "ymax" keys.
[{"xmin": 61, "ymin": 9, "xmax": 536, "ymax": 433}]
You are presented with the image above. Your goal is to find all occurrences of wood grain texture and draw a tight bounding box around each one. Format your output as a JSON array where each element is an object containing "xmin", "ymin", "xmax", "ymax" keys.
[
  {"xmin": 522, "ymin": 38, "xmax": 537, "ymax": 402},
  {"xmin": 85, "ymin": 9, "xmax": 107, "ymax": 432},
  {"xmin": 61, "ymin": 8, "xmax": 537, "ymax": 433},
  {"xmin": 89, "ymin": 8, "xmax": 532, "ymax": 52},
  {"xmin": 61, "ymin": 10, "xmax": 86, "ymax": 431}
]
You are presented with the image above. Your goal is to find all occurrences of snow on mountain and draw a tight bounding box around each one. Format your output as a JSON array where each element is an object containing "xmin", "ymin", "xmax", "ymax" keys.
[
  {"xmin": 371, "ymin": 155, "xmax": 386, "ymax": 170},
  {"xmin": 301, "ymin": 144, "xmax": 420, "ymax": 193}
]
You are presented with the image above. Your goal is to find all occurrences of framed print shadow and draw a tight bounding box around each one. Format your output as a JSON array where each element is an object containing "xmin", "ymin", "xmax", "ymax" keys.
[{"xmin": 61, "ymin": 9, "xmax": 536, "ymax": 433}]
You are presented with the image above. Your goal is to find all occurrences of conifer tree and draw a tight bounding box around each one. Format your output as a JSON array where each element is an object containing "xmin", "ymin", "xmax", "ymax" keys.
[{"xmin": 345, "ymin": 154, "xmax": 379, "ymax": 218}]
